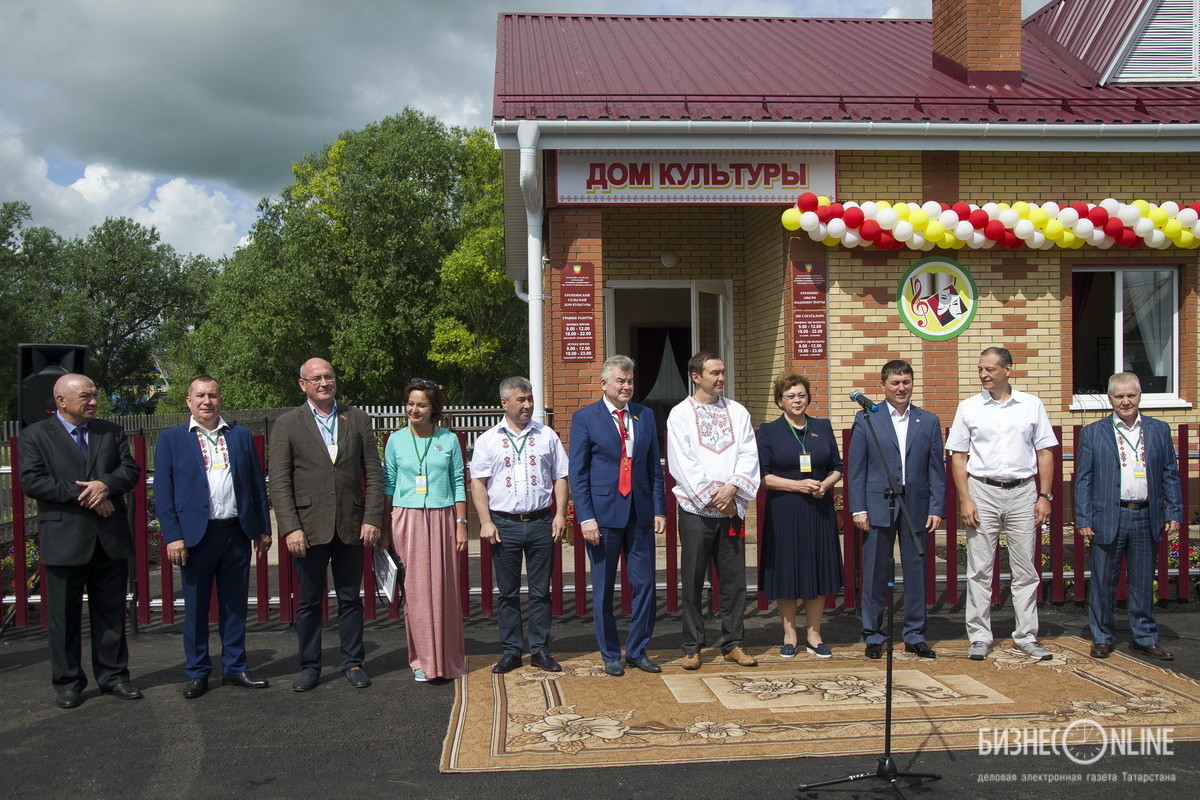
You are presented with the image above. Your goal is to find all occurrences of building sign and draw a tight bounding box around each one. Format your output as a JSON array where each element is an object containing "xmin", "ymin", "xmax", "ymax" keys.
[
  {"xmin": 561, "ymin": 262, "xmax": 596, "ymax": 362},
  {"xmin": 897, "ymin": 257, "xmax": 979, "ymax": 341},
  {"xmin": 791, "ymin": 259, "xmax": 827, "ymax": 359},
  {"xmin": 557, "ymin": 150, "xmax": 836, "ymax": 204}
]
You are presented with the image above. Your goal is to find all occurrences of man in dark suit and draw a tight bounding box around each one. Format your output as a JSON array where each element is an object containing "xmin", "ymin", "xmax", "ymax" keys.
[
  {"xmin": 849, "ymin": 360, "xmax": 945, "ymax": 660},
  {"xmin": 569, "ymin": 355, "xmax": 666, "ymax": 676},
  {"xmin": 1076, "ymin": 372, "xmax": 1182, "ymax": 661},
  {"xmin": 155, "ymin": 376, "xmax": 272, "ymax": 698},
  {"xmin": 18, "ymin": 373, "xmax": 143, "ymax": 708},
  {"xmin": 269, "ymin": 357, "xmax": 384, "ymax": 691}
]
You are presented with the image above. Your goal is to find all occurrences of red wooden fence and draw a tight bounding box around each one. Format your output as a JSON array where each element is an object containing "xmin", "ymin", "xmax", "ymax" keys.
[{"xmin": 2, "ymin": 424, "xmax": 1194, "ymax": 628}]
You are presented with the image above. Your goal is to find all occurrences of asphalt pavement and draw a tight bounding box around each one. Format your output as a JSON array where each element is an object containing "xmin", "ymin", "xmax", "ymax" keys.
[{"xmin": 2, "ymin": 601, "xmax": 1198, "ymax": 800}]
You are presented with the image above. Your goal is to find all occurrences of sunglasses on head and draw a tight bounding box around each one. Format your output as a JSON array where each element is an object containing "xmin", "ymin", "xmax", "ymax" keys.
[{"xmin": 409, "ymin": 378, "xmax": 439, "ymax": 390}]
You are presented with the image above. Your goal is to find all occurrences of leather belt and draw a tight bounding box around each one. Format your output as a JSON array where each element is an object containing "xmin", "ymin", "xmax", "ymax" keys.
[
  {"xmin": 492, "ymin": 508, "xmax": 553, "ymax": 523},
  {"xmin": 970, "ymin": 475, "xmax": 1031, "ymax": 490},
  {"xmin": 210, "ymin": 518, "xmax": 239, "ymax": 527},
  {"xmin": 1119, "ymin": 501, "xmax": 1149, "ymax": 511}
]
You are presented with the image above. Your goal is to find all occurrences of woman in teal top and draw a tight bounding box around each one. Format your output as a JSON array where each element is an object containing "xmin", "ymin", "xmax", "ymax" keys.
[{"xmin": 383, "ymin": 379, "xmax": 467, "ymax": 681}]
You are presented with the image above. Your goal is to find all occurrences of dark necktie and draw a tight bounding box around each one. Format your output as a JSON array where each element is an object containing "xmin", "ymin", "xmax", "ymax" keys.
[{"xmin": 72, "ymin": 426, "xmax": 88, "ymax": 460}]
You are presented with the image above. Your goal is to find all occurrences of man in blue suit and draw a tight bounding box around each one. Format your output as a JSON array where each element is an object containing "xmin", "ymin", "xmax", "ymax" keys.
[
  {"xmin": 569, "ymin": 355, "xmax": 666, "ymax": 676},
  {"xmin": 1076, "ymin": 372, "xmax": 1182, "ymax": 661},
  {"xmin": 155, "ymin": 376, "xmax": 273, "ymax": 698},
  {"xmin": 850, "ymin": 360, "xmax": 945, "ymax": 660}
]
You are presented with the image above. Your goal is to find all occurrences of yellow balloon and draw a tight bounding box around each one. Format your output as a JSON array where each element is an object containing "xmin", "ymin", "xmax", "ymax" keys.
[
  {"xmin": 1044, "ymin": 219, "xmax": 1064, "ymax": 238},
  {"xmin": 1132, "ymin": 199, "xmax": 1151, "ymax": 215},
  {"xmin": 951, "ymin": 236, "xmax": 967, "ymax": 249},
  {"xmin": 1059, "ymin": 230, "xmax": 1077, "ymax": 247},
  {"xmin": 997, "ymin": 202, "xmax": 1011, "ymax": 212},
  {"xmin": 1149, "ymin": 208, "xmax": 1169, "ymax": 227},
  {"xmin": 1164, "ymin": 219, "xmax": 1183, "ymax": 237},
  {"xmin": 817, "ymin": 195, "xmax": 831, "ymax": 206},
  {"xmin": 942, "ymin": 232, "xmax": 957, "ymax": 247},
  {"xmin": 925, "ymin": 220, "xmax": 946, "ymax": 239},
  {"xmin": 1029, "ymin": 208, "xmax": 1049, "ymax": 228},
  {"xmin": 893, "ymin": 202, "xmax": 911, "ymax": 220},
  {"xmin": 1012, "ymin": 201, "xmax": 1031, "ymax": 218},
  {"xmin": 877, "ymin": 200, "xmax": 892, "ymax": 209},
  {"xmin": 908, "ymin": 209, "xmax": 929, "ymax": 228},
  {"xmin": 1178, "ymin": 230, "xmax": 1195, "ymax": 248},
  {"xmin": 822, "ymin": 235, "xmax": 840, "ymax": 247},
  {"xmin": 782, "ymin": 207, "xmax": 802, "ymax": 230}
]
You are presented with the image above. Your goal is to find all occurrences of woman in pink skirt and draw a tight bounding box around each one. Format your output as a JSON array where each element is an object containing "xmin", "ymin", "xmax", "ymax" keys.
[{"xmin": 383, "ymin": 379, "xmax": 468, "ymax": 682}]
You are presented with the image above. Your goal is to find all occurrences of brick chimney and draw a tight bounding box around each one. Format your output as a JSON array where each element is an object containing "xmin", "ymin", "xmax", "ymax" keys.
[{"xmin": 932, "ymin": 0, "xmax": 1023, "ymax": 86}]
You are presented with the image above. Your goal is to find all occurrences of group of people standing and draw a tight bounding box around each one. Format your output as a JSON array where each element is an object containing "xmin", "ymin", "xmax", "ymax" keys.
[{"xmin": 17, "ymin": 344, "xmax": 1182, "ymax": 708}]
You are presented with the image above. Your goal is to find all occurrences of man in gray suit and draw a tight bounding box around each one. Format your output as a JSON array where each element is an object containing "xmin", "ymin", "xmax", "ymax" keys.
[
  {"xmin": 269, "ymin": 358, "xmax": 384, "ymax": 691},
  {"xmin": 1076, "ymin": 372, "xmax": 1182, "ymax": 661},
  {"xmin": 18, "ymin": 373, "xmax": 143, "ymax": 708}
]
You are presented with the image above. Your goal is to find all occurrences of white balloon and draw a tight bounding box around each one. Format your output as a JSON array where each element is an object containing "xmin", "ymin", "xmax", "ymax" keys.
[
  {"xmin": 1014, "ymin": 219, "xmax": 1035, "ymax": 239},
  {"xmin": 842, "ymin": 230, "xmax": 861, "ymax": 248},
  {"xmin": 1039, "ymin": 237, "xmax": 1057, "ymax": 250},
  {"xmin": 1098, "ymin": 237, "xmax": 1116, "ymax": 249},
  {"xmin": 826, "ymin": 218, "xmax": 847, "ymax": 238},
  {"xmin": 998, "ymin": 209, "xmax": 1019, "ymax": 227},
  {"xmin": 921, "ymin": 238, "xmax": 937, "ymax": 251},
  {"xmin": 1087, "ymin": 228, "xmax": 1107, "ymax": 245},
  {"xmin": 981, "ymin": 202, "xmax": 1001, "ymax": 218},
  {"xmin": 799, "ymin": 211, "xmax": 820, "ymax": 231},
  {"xmin": 1193, "ymin": 221, "xmax": 1200, "ymax": 237},
  {"xmin": 1074, "ymin": 219, "xmax": 1095, "ymax": 238},
  {"xmin": 909, "ymin": 232, "xmax": 926, "ymax": 249},
  {"xmin": 842, "ymin": 200, "xmax": 860, "ymax": 209},
  {"xmin": 1041, "ymin": 201, "xmax": 1061, "ymax": 217},
  {"xmin": 860, "ymin": 201, "xmax": 879, "ymax": 219},
  {"xmin": 1147, "ymin": 229, "xmax": 1167, "ymax": 248},
  {"xmin": 1162, "ymin": 201, "xmax": 1180, "ymax": 217},
  {"xmin": 1117, "ymin": 204, "xmax": 1141, "ymax": 226},
  {"xmin": 1100, "ymin": 198, "xmax": 1121, "ymax": 214},
  {"xmin": 893, "ymin": 220, "xmax": 915, "ymax": 242},
  {"xmin": 937, "ymin": 209, "xmax": 958, "ymax": 228},
  {"xmin": 1057, "ymin": 207, "xmax": 1080, "ymax": 227},
  {"xmin": 954, "ymin": 220, "xmax": 975, "ymax": 240},
  {"xmin": 1134, "ymin": 217, "xmax": 1154, "ymax": 237},
  {"xmin": 920, "ymin": 201, "xmax": 942, "ymax": 217},
  {"xmin": 1029, "ymin": 231, "xmax": 1046, "ymax": 248},
  {"xmin": 876, "ymin": 208, "xmax": 899, "ymax": 230},
  {"xmin": 1177, "ymin": 209, "xmax": 1199, "ymax": 226},
  {"xmin": 969, "ymin": 231, "xmax": 988, "ymax": 248},
  {"xmin": 982, "ymin": 237, "xmax": 997, "ymax": 249}
]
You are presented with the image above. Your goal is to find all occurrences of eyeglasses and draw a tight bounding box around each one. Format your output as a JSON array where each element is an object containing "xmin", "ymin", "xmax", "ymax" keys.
[
  {"xmin": 781, "ymin": 393, "xmax": 809, "ymax": 400},
  {"xmin": 301, "ymin": 374, "xmax": 336, "ymax": 384},
  {"xmin": 409, "ymin": 378, "xmax": 439, "ymax": 390}
]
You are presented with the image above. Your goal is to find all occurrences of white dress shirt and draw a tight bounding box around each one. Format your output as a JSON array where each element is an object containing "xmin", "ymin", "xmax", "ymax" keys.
[
  {"xmin": 945, "ymin": 388, "xmax": 1058, "ymax": 480},
  {"xmin": 1113, "ymin": 413, "xmax": 1149, "ymax": 503},
  {"xmin": 469, "ymin": 419, "xmax": 568, "ymax": 514},
  {"xmin": 666, "ymin": 395, "xmax": 760, "ymax": 518},
  {"xmin": 190, "ymin": 416, "xmax": 237, "ymax": 520}
]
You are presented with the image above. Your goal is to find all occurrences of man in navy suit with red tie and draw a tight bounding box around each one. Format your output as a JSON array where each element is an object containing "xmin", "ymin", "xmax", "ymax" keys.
[
  {"xmin": 569, "ymin": 355, "xmax": 666, "ymax": 676},
  {"xmin": 155, "ymin": 376, "xmax": 272, "ymax": 698}
]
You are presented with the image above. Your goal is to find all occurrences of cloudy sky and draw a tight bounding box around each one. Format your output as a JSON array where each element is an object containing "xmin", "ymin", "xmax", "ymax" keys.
[{"xmin": 0, "ymin": 0, "xmax": 1049, "ymax": 260}]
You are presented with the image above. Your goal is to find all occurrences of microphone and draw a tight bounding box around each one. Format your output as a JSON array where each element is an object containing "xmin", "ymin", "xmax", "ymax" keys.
[{"xmin": 849, "ymin": 390, "xmax": 879, "ymax": 412}]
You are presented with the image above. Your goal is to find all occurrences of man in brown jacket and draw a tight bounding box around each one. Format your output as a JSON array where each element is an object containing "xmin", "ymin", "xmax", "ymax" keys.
[{"xmin": 269, "ymin": 358, "xmax": 384, "ymax": 691}]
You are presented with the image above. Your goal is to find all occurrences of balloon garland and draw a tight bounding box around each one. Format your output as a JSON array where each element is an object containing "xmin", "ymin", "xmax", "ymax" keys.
[{"xmin": 781, "ymin": 192, "xmax": 1200, "ymax": 251}]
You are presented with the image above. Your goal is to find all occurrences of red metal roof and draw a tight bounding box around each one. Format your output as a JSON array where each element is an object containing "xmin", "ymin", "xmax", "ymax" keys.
[
  {"xmin": 1025, "ymin": 0, "xmax": 1148, "ymax": 83},
  {"xmin": 493, "ymin": 11, "xmax": 1200, "ymax": 125}
]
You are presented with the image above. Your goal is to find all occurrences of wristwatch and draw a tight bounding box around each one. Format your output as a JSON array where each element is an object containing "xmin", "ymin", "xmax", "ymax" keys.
[
  {"xmin": 1037, "ymin": 492, "xmax": 1052, "ymax": 502},
  {"xmin": 456, "ymin": 517, "xmax": 469, "ymax": 525}
]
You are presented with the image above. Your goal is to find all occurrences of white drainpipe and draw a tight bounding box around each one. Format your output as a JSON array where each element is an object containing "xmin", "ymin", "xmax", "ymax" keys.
[{"xmin": 517, "ymin": 120, "xmax": 547, "ymax": 424}]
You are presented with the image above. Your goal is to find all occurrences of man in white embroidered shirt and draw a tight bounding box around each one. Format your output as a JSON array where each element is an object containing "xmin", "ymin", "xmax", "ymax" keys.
[
  {"xmin": 667, "ymin": 353, "xmax": 761, "ymax": 670},
  {"xmin": 470, "ymin": 377, "xmax": 569, "ymax": 674},
  {"xmin": 947, "ymin": 346, "xmax": 1058, "ymax": 662}
]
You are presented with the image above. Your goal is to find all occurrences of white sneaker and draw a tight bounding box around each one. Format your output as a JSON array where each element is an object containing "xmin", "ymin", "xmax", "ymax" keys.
[
  {"xmin": 967, "ymin": 641, "xmax": 989, "ymax": 660},
  {"xmin": 1010, "ymin": 641, "xmax": 1052, "ymax": 661}
]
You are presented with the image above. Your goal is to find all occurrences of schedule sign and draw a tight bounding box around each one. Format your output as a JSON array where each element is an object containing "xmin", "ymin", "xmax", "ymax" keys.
[
  {"xmin": 561, "ymin": 263, "xmax": 596, "ymax": 362},
  {"xmin": 791, "ymin": 260, "xmax": 827, "ymax": 359}
]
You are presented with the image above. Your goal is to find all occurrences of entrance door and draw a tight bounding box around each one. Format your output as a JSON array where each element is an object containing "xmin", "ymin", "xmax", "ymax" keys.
[{"xmin": 692, "ymin": 280, "xmax": 734, "ymax": 397}]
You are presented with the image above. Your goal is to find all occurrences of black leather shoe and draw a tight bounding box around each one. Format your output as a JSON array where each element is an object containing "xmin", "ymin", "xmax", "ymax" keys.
[
  {"xmin": 183, "ymin": 677, "xmax": 208, "ymax": 699},
  {"xmin": 291, "ymin": 670, "xmax": 319, "ymax": 692},
  {"xmin": 1132, "ymin": 642, "xmax": 1175, "ymax": 661},
  {"xmin": 625, "ymin": 655, "xmax": 662, "ymax": 674},
  {"xmin": 530, "ymin": 651, "xmax": 562, "ymax": 672},
  {"xmin": 865, "ymin": 643, "xmax": 883, "ymax": 659},
  {"xmin": 603, "ymin": 660, "xmax": 625, "ymax": 676},
  {"xmin": 56, "ymin": 689, "xmax": 82, "ymax": 709},
  {"xmin": 1090, "ymin": 642, "xmax": 1113, "ymax": 658},
  {"xmin": 103, "ymin": 682, "xmax": 144, "ymax": 700},
  {"xmin": 492, "ymin": 652, "xmax": 523, "ymax": 674},
  {"xmin": 222, "ymin": 672, "xmax": 269, "ymax": 689},
  {"xmin": 905, "ymin": 642, "xmax": 937, "ymax": 659},
  {"xmin": 345, "ymin": 667, "xmax": 372, "ymax": 687}
]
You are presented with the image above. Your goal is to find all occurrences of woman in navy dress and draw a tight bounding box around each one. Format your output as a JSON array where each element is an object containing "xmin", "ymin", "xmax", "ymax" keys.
[{"xmin": 758, "ymin": 373, "xmax": 844, "ymax": 658}]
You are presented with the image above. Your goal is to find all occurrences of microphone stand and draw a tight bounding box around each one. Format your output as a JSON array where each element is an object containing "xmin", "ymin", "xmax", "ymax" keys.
[{"xmin": 798, "ymin": 400, "xmax": 941, "ymax": 799}]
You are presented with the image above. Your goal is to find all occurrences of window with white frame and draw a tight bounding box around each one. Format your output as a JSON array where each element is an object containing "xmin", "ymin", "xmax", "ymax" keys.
[{"xmin": 1072, "ymin": 268, "xmax": 1180, "ymax": 404}]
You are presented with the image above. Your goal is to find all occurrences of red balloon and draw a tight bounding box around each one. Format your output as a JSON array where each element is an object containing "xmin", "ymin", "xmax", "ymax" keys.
[
  {"xmin": 984, "ymin": 220, "xmax": 1006, "ymax": 241},
  {"xmin": 860, "ymin": 220, "xmax": 882, "ymax": 241},
  {"xmin": 816, "ymin": 205, "xmax": 833, "ymax": 223},
  {"xmin": 1189, "ymin": 201, "xmax": 1200, "ymax": 214},
  {"xmin": 1119, "ymin": 229, "xmax": 1140, "ymax": 248},
  {"xmin": 969, "ymin": 209, "xmax": 989, "ymax": 228},
  {"xmin": 828, "ymin": 202, "xmax": 844, "ymax": 218},
  {"xmin": 952, "ymin": 201, "xmax": 971, "ymax": 219},
  {"xmin": 1002, "ymin": 231, "xmax": 1020, "ymax": 249},
  {"xmin": 843, "ymin": 206, "xmax": 865, "ymax": 228},
  {"xmin": 876, "ymin": 231, "xmax": 895, "ymax": 249},
  {"xmin": 939, "ymin": 202, "xmax": 950, "ymax": 211},
  {"xmin": 1070, "ymin": 201, "xmax": 1090, "ymax": 218},
  {"xmin": 1087, "ymin": 206, "xmax": 1109, "ymax": 226},
  {"xmin": 1102, "ymin": 217, "xmax": 1124, "ymax": 237},
  {"xmin": 797, "ymin": 192, "xmax": 819, "ymax": 212},
  {"xmin": 891, "ymin": 238, "xmax": 906, "ymax": 250}
]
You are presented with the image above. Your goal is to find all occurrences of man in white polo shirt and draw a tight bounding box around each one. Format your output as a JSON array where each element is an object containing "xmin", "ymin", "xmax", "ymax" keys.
[
  {"xmin": 470, "ymin": 377, "xmax": 569, "ymax": 674},
  {"xmin": 947, "ymin": 346, "xmax": 1058, "ymax": 661}
]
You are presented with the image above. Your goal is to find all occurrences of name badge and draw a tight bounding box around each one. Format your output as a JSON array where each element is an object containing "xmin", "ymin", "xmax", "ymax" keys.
[
  {"xmin": 210, "ymin": 452, "xmax": 229, "ymax": 470},
  {"xmin": 415, "ymin": 474, "xmax": 428, "ymax": 494},
  {"xmin": 799, "ymin": 454, "xmax": 813, "ymax": 472},
  {"xmin": 1133, "ymin": 465, "xmax": 1147, "ymax": 479},
  {"xmin": 326, "ymin": 444, "xmax": 339, "ymax": 463}
]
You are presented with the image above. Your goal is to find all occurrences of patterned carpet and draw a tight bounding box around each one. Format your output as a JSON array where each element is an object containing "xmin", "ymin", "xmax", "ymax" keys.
[{"xmin": 440, "ymin": 637, "xmax": 1200, "ymax": 772}]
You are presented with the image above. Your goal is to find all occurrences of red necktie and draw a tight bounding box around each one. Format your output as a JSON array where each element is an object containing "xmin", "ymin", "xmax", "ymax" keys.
[{"xmin": 615, "ymin": 410, "xmax": 632, "ymax": 496}]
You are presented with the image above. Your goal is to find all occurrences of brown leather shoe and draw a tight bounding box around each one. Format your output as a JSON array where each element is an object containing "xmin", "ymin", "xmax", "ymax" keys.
[
  {"xmin": 680, "ymin": 652, "xmax": 701, "ymax": 670},
  {"xmin": 723, "ymin": 646, "xmax": 758, "ymax": 667},
  {"xmin": 1089, "ymin": 642, "xmax": 1113, "ymax": 659},
  {"xmin": 1132, "ymin": 642, "xmax": 1174, "ymax": 661}
]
